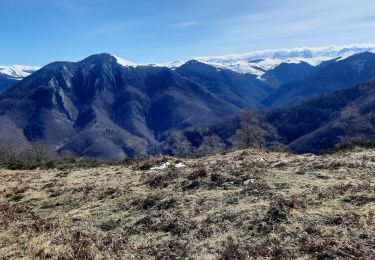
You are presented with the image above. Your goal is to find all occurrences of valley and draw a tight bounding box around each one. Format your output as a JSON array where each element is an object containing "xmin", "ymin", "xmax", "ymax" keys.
[
  {"xmin": 2, "ymin": 1, "xmax": 375, "ymax": 259},
  {"xmin": 1, "ymin": 46, "xmax": 375, "ymax": 159}
]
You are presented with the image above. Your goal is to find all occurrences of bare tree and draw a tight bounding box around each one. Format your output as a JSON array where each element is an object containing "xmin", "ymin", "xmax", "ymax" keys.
[
  {"xmin": 197, "ymin": 135, "xmax": 225, "ymax": 155},
  {"xmin": 231, "ymin": 109, "xmax": 268, "ymax": 149},
  {"xmin": 23, "ymin": 140, "xmax": 57, "ymax": 162},
  {"xmin": 164, "ymin": 132, "xmax": 193, "ymax": 156},
  {"xmin": 340, "ymin": 106, "xmax": 373, "ymax": 144},
  {"xmin": 0, "ymin": 139, "xmax": 31, "ymax": 161},
  {"xmin": 128, "ymin": 137, "xmax": 148, "ymax": 158},
  {"xmin": 0, "ymin": 142, "xmax": 17, "ymax": 161}
]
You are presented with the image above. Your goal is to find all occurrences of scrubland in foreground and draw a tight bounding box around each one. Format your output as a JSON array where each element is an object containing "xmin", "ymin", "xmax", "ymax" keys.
[{"xmin": 0, "ymin": 148, "xmax": 374, "ymax": 259}]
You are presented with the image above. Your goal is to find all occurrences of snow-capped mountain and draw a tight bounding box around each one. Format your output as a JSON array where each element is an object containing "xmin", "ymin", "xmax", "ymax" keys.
[
  {"xmin": 3, "ymin": 44, "xmax": 375, "ymax": 81},
  {"xmin": 182, "ymin": 44, "xmax": 375, "ymax": 78},
  {"xmin": 74, "ymin": 44, "xmax": 375, "ymax": 79},
  {"xmin": 2, "ymin": 52, "xmax": 375, "ymax": 158},
  {"xmin": 0, "ymin": 65, "xmax": 40, "ymax": 79},
  {"xmin": 0, "ymin": 65, "xmax": 40, "ymax": 93}
]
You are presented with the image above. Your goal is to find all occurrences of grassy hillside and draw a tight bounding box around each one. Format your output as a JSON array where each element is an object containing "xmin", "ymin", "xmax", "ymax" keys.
[{"xmin": 1, "ymin": 148, "xmax": 374, "ymax": 259}]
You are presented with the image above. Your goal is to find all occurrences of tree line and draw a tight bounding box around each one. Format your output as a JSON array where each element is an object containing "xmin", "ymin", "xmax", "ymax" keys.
[
  {"xmin": 1, "ymin": 108, "xmax": 372, "ymax": 165},
  {"xmin": 160, "ymin": 109, "xmax": 284, "ymax": 157}
]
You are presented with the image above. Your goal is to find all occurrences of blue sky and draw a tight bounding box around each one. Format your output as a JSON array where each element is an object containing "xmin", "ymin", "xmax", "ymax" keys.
[{"xmin": 1, "ymin": 0, "xmax": 375, "ymax": 66}]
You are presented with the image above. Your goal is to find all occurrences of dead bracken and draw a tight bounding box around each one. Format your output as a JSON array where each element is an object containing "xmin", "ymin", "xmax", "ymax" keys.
[{"xmin": 0, "ymin": 148, "xmax": 374, "ymax": 259}]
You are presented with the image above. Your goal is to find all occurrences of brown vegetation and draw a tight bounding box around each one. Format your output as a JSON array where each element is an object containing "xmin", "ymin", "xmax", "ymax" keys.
[{"xmin": 0, "ymin": 148, "xmax": 374, "ymax": 259}]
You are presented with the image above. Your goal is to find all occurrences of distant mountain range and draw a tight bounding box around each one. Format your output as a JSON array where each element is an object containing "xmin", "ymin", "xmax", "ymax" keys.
[
  {"xmin": 264, "ymin": 52, "xmax": 375, "ymax": 106},
  {"xmin": 0, "ymin": 65, "xmax": 40, "ymax": 92},
  {"xmin": 193, "ymin": 44, "xmax": 375, "ymax": 78},
  {"xmin": 3, "ymin": 44, "xmax": 375, "ymax": 86},
  {"xmin": 0, "ymin": 44, "xmax": 375, "ymax": 158}
]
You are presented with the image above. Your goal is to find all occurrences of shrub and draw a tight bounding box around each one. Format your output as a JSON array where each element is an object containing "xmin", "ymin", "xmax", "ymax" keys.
[
  {"xmin": 188, "ymin": 168, "xmax": 207, "ymax": 180},
  {"xmin": 327, "ymin": 138, "xmax": 375, "ymax": 153}
]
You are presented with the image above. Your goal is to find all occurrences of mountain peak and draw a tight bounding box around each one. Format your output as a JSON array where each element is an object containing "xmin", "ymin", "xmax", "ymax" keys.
[
  {"xmin": 81, "ymin": 53, "xmax": 137, "ymax": 67},
  {"xmin": 182, "ymin": 60, "xmax": 207, "ymax": 66},
  {"xmin": 83, "ymin": 53, "xmax": 116, "ymax": 62}
]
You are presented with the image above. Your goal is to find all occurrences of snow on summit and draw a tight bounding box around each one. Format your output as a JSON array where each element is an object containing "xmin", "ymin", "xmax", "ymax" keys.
[
  {"xmin": 3, "ymin": 44, "xmax": 375, "ymax": 80},
  {"xmin": 0, "ymin": 65, "xmax": 40, "ymax": 79},
  {"xmin": 113, "ymin": 55, "xmax": 137, "ymax": 67}
]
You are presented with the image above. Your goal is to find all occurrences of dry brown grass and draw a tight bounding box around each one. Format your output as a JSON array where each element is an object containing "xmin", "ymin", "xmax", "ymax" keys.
[{"xmin": 0, "ymin": 148, "xmax": 374, "ymax": 259}]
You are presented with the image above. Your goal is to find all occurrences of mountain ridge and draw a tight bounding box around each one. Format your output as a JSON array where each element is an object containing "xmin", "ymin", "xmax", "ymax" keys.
[
  {"xmin": 266, "ymin": 79, "xmax": 375, "ymax": 153},
  {"xmin": 1, "ymin": 48, "xmax": 375, "ymax": 158},
  {"xmin": 0, "ymin": 53, "xmax": 257, "ymax": 159},
  {"xmin": 264, "ymin": 51, "xmax": 375, "ymax": 106},
  {"xmin": 3, "ymin": 44, "xmax": 375, "ymax": 86},
  {"xmin": 194, "ymin": 43, "xmax": 375, "ymax": 77}
]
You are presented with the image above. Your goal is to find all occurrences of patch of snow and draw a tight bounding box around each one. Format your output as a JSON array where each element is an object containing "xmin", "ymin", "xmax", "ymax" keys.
[
  {"xmin": 175, "ymin": 162, "xmax": 186, "ymax": 168},
  {"xmin": 150, "ymin": 162, "xmax": 186, "ymax": 170},
  {"xmin": 244, "ymin": 179, "xmax": 256, "ymax": 185},
  {"xmin": 150, "ymin": 162, "xmax": 171, "ymax": 170},
  {"xmin": 113, "ymin": 55, "xmax": 137, "ymax": 67},
  {"xmin": 163, "ymin": 61, "xmax": 185, "ymax": 69},
  {"xmin": 222, "ymin": 181, "xmax": 235, "ymax": 187}
]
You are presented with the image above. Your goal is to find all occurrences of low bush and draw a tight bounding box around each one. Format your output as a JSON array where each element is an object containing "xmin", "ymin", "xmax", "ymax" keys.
[{"xmin": 327, "ymin": 138, "xmax": 375, "ymax": 153}]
